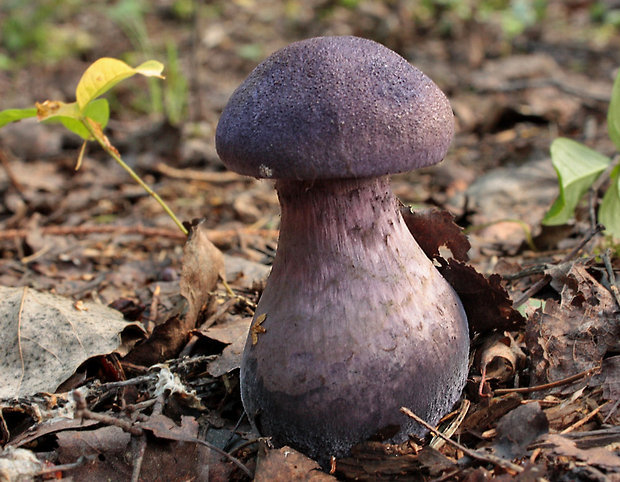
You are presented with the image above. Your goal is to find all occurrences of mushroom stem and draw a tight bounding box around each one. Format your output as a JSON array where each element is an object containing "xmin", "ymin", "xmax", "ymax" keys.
[{"xmin": 241, "ymin": 176, "xmax": 469, "ymax": 460}]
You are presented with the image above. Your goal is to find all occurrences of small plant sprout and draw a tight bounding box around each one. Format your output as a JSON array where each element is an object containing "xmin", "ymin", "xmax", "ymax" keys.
[
  {"xmin": 0, "ymin": 57, "xmax": 188, "ymax": 236},
  {"xmin": 543, "ymin": 68, "xmax": 620, "ymax": 240}
]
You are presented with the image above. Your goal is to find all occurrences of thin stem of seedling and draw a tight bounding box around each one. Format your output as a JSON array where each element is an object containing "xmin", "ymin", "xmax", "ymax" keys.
[{"xmin": 82, "ymin": 117, "xmax": 188, "ymax": 236}]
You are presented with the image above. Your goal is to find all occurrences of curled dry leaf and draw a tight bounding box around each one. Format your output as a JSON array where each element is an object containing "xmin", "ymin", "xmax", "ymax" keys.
[
  {"xmin": 180, "ymin": 219, "xmax": 225, "ymax": 327},
  {"xmin": 0, "ymin": 286, "xmax": 144, "ymax": 398},
  {"xmin": 476, "ymin": 332, "xmax": 526, "ymax": 385}
]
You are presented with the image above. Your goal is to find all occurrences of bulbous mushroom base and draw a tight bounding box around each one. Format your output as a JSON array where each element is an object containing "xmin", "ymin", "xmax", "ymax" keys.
[{"xmin": 240, "ymin": 177, "xmax": 469, "ymax": 462}]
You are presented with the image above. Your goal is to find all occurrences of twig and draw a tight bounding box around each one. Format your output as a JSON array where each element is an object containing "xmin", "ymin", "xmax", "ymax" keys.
[
  {"xmin": 131, "ymin": 392, "xmax": 166, "ymax": 482},
  {"xmin": 513, "ymin": 224, "xmax": 604, "ymax": 307},
  {"xmin": 0, "ymin": 225, "xmax": 186, "ymax": 241},
  {"xmin": 156, "ymin": 162, "xmax": 247, "ymax": 183},
  {"xmin": 493, "ymin": 365, "xmax": 600, "ymax": 395},
  {"xmin": 0, "ymin": 224, "xmax": 279, "ymax": 247},
  {"xmin": 72, "ymin": 390, "xmax": 253, "ymax": 478},
  {"xmin": 602, "ymin": 249, "xmax": 620, "ymax": 309},
  {"xmin": 400, "ymin": 406, "xmax": 524, "ymax": 474},
  {"xmin": 74, "ymin": 391, "xmax": 142, "ymax": 436},
  {"xmin": 560, "ymin": 401, "xmax": 611, "ymax": 434},
  {"xmin": 35, "ymin": 455, "xmax": 92, "ymax": 476}
]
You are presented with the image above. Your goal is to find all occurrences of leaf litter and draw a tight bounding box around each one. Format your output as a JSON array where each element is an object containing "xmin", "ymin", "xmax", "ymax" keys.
[{"xmin": 0, "ymin": 2, "xmax": 619, "ymax": 480}]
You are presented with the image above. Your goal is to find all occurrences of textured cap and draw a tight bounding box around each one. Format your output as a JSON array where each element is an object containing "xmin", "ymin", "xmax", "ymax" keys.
[{"xmin": 216, "ymin": 36, "xmax": 454, "ymax": 180}]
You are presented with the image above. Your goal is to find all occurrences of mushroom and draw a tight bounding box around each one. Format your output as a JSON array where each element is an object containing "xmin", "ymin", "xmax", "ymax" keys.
[{"xmin": 215, "ymin": 36, "xmax": 469, "ymax": 461}]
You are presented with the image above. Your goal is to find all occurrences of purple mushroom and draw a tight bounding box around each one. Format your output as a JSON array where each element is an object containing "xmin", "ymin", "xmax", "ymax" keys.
[{"xmin": 215, "ymin": 36, "xmax": 469, "ymax": 461}]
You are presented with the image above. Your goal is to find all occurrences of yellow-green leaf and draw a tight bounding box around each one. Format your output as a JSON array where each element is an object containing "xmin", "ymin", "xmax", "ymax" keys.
[{"xmin": 75, "ymin": 57, "xmax": 164, "ymax": 111}]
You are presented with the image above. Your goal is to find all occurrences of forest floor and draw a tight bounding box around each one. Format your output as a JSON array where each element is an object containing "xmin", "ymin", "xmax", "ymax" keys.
[{"xmin": 0, "ymin": 1, "xmax": 619, "ymax": 480}]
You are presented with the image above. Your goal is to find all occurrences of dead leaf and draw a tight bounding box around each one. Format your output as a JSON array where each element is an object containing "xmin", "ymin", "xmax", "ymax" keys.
[
  {"xmin": 0, "ymin": 286, "xmax": 144, "ymax": 398},
  {"xmin": 525, "ymin": 264, "xmax": 620, "ymax": 387},
  {"xmin": 401, "ymin": 207, "xmax": 470, "ymax": 262},
  {"xmin": 123, "ymin": 314, "xmax": 188, "ymax": 366},
  {"xmin": 438, "ymin": 259, "xmax": 525, "ymax": 335},
  {"xmin": 180, "ymin": 219, "xmax": 225, "ymax": 327},
  {"xmin": 255, "ymin": 445, "xmax": 335, "ymax": 481},
  {"xmin": 56, "ymin": 424, "xmax": 214, "ymax": 481},
  {"xmin": 493, "ymin": 403, "xmax": 548, "ymax": 459},
  {"xmin": 0, "ymin": 447, "xmax": 44, "ymax": 481},
  {"xmin": 201, "ymin": 316, "xmax": 252, "ymax": 377},
  {"xmin": 542, "ymin": 433, "xmax": 620, "ymax": 472},
  {"xmin": 476, "ymin": 332, "xmax": 526, "ymax": 384}
]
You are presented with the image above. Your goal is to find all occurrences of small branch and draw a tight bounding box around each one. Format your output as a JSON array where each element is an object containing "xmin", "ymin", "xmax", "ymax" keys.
[
  {"xmin": 156, "ymin": 162, "xmax": 246, "ymax": 183},
  {"xmin": 400, "ymin": 406, "xmax": 524, "ymax": 474},
  {"xmin": 560, "ymin": 401, "xmax": 611, "ymax": 434},
  {"xmin": 513, "ymin": 224, "xmax": 604, "ymax": 307},
  {"xmin": 493, "ymin": 365, "xmax": 600, "ymax": 395},
  {"xmin": 0, "ymin": 225, "xmax": 279, "ymax": 246},
  {"xmin": 73, "ymin": 390, "xmax": 253, "ymax": 478},
  {"xmin": 602, "ymin": 249, "xmax": 620, "ymax": 309}
]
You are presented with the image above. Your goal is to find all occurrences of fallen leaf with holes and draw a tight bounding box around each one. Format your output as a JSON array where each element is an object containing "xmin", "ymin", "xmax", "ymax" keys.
[
  {"xmin": 525, "ymin": 264, "xmax": 620, "ymax": 387},
  {"xmin": 0, "ymin": 286, "xmax": 144, "ymax": 398}
]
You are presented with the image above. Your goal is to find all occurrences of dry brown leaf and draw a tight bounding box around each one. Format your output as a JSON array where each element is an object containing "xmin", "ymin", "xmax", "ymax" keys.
[
  {"xmin": 493, "ymin": 402, "xmax": 548, "ymax": 459},
  {"xmin": 255, "ymin": 445, "xmax": 336, "ymax": 482},
  {"xmin": 476, "ymin": 332, "xmax": 526, "ymax": 384},
  {"xmin": 542, "ymin": 433, "xmax": 620, "ymax": 472},
  {"xmin": 201, "ymin": 316, "xmax": 252, "ymax": 377},
  {"xmin": 56, "ymin": 424, "xmax": 214, "ymax": 481},
  {"xmin": 401, "ymin": 206, "xmax": 470, "ymax": 262},
  {"xmin": 526, "ymin": 264, "xmax": 620, "ymax": 387},
  {"xmin": 438, "ymin": 259, "xmax": 525, "ymax": 335},
  {"xmin": 0, "ymin": 286, "xmax": 144, "ymax": 398},
  {"xmin": 180, "ymin": 219, "xmax": 225, "ymax": 327}
]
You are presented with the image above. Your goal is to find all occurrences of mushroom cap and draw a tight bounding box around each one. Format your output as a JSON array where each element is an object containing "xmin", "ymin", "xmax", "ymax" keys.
[{"xmin": 215, "ymin": 36, "xmax": 454, "ymax": 180}]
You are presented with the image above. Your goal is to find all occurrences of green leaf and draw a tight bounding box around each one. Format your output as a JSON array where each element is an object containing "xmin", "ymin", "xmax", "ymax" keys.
[
  {"xmin": 543, "ymin": 138, "xmax": 611, "ymax": 225},
  {"xmin": 598, "ymin": 164, "xmax": 620, "ymax": 239},
  {"xmin": 608, "ymin": 69, "xmax": 620, "ymax": 152},
  {"xmin": 0, "ymin": 108, "xmax": 37, "ymax": 128},
  {"xmin": 83, "ymin": 98, "xmax": 110, "ymax": 129},
  {"xmin": 76, "ymin": 57, "xmax": 164, "ymax": 111}
]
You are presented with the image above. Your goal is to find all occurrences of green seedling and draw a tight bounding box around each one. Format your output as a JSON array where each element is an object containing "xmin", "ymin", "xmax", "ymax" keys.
[
  {"xmin": 543, "ymin": 68, "xmax": 620, "ymax": 240},
  {"xmin": 0, "ymin": 57, "xmax": 188, "ymax": 236}
]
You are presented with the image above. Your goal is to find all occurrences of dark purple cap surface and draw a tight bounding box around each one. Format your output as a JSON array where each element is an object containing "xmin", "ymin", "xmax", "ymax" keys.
[{"xmin": 216, "ymin": 36, "xmax": 454, "ymax": 180}]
